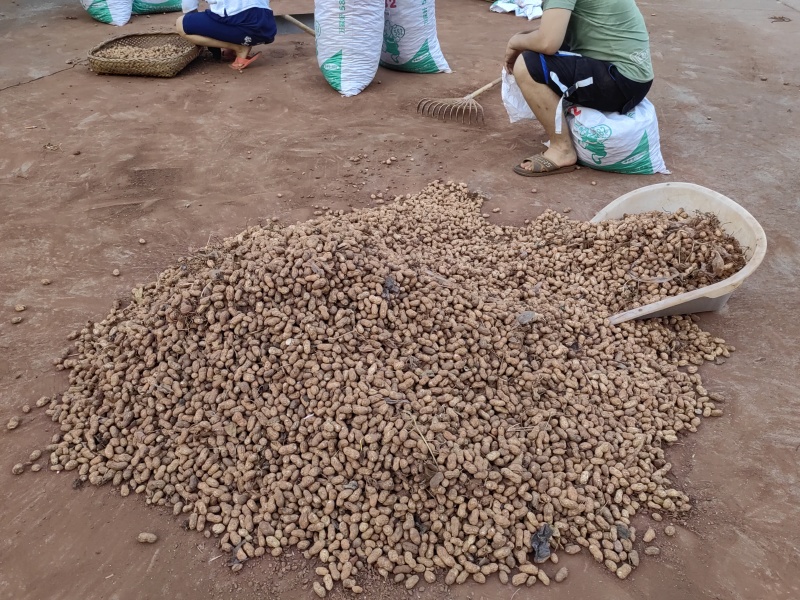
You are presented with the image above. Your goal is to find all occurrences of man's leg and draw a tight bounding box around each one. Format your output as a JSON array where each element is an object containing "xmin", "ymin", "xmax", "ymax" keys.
[
  {"xmin": 176, "ymin": 15, "xmax": 250, "ymax": 60},
  {"xmin": 513, "ymin": 54, "xmax": 577, "ymax": 170}
]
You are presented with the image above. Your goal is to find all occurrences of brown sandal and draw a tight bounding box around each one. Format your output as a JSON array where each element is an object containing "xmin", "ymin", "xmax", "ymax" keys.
[{"xmin": 513, "ymin": 154, "xmax": 577, "ymax": 177}]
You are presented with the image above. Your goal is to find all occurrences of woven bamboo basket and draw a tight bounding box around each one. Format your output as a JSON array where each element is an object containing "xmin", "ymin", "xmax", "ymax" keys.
[{"xmin": 88, "ymin": 33, "xmax": 201, "ymax": 78}]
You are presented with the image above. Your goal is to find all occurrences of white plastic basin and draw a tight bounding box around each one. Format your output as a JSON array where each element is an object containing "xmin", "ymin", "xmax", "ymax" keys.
[{"xmin": 590, "ymin": 182, "xmax": 767, "ymax": 325}]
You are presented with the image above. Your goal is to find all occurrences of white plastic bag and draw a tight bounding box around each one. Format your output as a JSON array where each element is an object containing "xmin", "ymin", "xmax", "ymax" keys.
[
  {"xmin": 566, "ymin": 99, "xmax": 669, "ymax": 174},
  {"xmin": 81, "ymin": 0, "xmax": 132, "ymax": 26},
  {"xmin": 315, "ymin": 0, "xmax": 384, "ymax": 97},
  {"xmin": 501, "ymin": 69, "xmax": 535, "ymax": 123},
  {"xmin": 381, "ymin": 0, "xmax": 450, "ymax": 74},
  {"xmin": 131, "ymin": 0, "xmax": 182, "ymax": 15},
  {"xmin": 490, "ymin": 0, "xmax": 542, "ymax": 20}
]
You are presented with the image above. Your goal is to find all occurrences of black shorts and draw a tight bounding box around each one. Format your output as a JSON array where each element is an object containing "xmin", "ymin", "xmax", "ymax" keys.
[{"xmin": 522, "ymin": 50, "xmax": 652, "ymax": 114}]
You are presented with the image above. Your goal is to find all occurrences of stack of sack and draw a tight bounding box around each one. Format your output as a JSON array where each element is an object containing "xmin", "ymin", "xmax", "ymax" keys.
[
  {"xmin": 315, "ymin": 0, "xmax": 450, "ymax": 97},
  {"xmin": 81, "ymin": 0, "xmax": 182, "ymax": 27}
]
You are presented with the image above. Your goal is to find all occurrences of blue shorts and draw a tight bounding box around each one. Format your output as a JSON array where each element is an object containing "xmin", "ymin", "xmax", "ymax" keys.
[{"xmin": 182, "ymin": 7, "xmax": 277, "ymax": 46}]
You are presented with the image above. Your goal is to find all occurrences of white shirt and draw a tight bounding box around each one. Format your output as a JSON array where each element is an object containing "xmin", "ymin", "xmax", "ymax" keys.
[{"xmin": 182, "ymin": 0, "xmax": 271, "ymax": 16}]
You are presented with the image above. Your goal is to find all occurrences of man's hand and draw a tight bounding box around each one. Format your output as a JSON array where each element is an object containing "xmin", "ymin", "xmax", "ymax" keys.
[{"xmin": 504, "ymin": 37, "xmax": 523, "ymax": 74}]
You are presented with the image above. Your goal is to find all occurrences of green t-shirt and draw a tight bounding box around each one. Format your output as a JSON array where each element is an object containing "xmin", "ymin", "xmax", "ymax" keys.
[{"xmin": 543, "ymin": 0, "xmax": 653, "ymax": 82}]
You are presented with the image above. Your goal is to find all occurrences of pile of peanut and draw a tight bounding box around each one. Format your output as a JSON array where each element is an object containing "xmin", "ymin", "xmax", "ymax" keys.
[
  {"xmin": 45, "ymin": 182, "xmax": 742, "ymax": 594},
  {"xmin": 95, "ymin": 43, "xmax": 186, "ymax": 61}
]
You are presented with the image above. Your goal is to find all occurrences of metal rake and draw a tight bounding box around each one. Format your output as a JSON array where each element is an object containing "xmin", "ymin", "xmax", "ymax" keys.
[{"xmin": 416, "ymin": 77, "xmax": 502, "ymax": 125}]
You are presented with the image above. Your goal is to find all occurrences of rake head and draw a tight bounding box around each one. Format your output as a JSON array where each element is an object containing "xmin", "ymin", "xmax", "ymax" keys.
[{"xmin": 416, "ymin": 96, "xmax": 485, "ymax": 125}]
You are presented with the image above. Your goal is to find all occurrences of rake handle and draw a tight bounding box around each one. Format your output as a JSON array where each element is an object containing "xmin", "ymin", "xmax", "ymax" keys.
[
  {"xmin": 465, "ymin": 77, "xmax": 502, "ymax": 100},
  {"xmin": 282, "ymin": 14, "xmax": 316, "ymax": 37}
]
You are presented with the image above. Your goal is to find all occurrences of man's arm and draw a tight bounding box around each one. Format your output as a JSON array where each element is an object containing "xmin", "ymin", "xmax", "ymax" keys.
[{"xmin": 504, "ymin": 8, "xmax": 572, "ymax": 72}]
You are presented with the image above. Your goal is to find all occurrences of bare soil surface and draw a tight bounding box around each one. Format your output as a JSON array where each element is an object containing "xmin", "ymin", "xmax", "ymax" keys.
[{"xmin": 1, "ymin": 1, "xmax": 799, "ymax": 599}]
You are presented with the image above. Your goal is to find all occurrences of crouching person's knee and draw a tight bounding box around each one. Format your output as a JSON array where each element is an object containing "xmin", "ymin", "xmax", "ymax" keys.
[
  {"xmin": 176, "ymin": 15, "xmax": 185, "ymax": 36},
  {"xmin": 513, "ymin": 53, "xmax": 532, "ymax": 83}
]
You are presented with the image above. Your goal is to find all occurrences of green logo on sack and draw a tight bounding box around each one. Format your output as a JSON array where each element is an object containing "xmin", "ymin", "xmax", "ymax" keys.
[
  {"xmin": 601, "ymin": 132, "xmax": 654, "ymax": 174},
  {"xmin": 85, "ymin": 0, "xmax": 113, "ymax": 24},
  {"xmin": 575, "ymin": 123, "xmax": 612, "ymax": 164},
  {"xmin": 382, "ymin": 19, "xmax": 405, "ymax": 64},
  {"xmin": 381, "ymin": 39, "xmax": 439, "ymax": 74},
  {"xmin": 321, "ymin": 50, "xmax": 343, "ymax": 91}
]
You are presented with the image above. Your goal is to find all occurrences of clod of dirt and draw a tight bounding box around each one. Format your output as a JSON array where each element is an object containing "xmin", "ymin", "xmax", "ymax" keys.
[
  {"xmin": 137, "ymin": 532, "xmax": 158, "ymax": 544},
  {"xmin": 6, "ymin": 416, "xmax": 20, "ymax": 430},
  {"xmin": 12, "ymin": 463, "xmax": 24, "ymax": 475},
  {"xmin": 44, "ymin": 182, "xmax": 744, "ymax": 591},
  {"xmin": 664, "ymin": 525, "xmax": 676, "ymax": 537},
  {"xmin": 11, "ymin": 317, "xmax": 23, "ymax": 324},
  {"xmin": 14, "ymin": 304, "xmax": 26, "ymax": 312},
  {"xmin": 112, "ymin": 269, "xmax": 120, "ymax": 277},
  {"xmin": 555, "ymin": 567, "xmax": 569, "ymax": 582},
  {"xmin": 30, "ymin": 449, "xmax": 42, "ymax": 461}
]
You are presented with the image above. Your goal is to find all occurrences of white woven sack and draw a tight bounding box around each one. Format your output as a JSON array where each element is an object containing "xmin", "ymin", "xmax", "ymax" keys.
[
  {"xmin": 315, "ymin": 0, "xmax": 384, "ymax": 97},
  {"xmin": 566, "ymin": 99, "xmax": 670, "ymax": 175},
  {"xmin": 81, "ymin": 0, "xmax": 132, "ymax": 26},
  {"xmin": 381, "ymin": 0, "xmax": 450, "ymax": 74}
]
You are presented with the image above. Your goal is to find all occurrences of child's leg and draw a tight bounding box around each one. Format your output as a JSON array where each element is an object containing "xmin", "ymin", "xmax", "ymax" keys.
[{"xmin": 176, "ymin": 15, "xmax": 250, "ymax": 59}]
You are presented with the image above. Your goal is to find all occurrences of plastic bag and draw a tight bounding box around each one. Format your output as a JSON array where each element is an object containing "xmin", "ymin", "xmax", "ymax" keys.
[
  {"xmin": 131, "ymin": 0, "xmax": 182, "ymax": 15},
  {"xmin": 501, "ymin": 69, "xmax": 536, "ymax": 123},
  {"xmin": 490, "ymin": 0, "xmax": 543, "ymax": 20},
  {"xmin": 315, "ymin": 0, "xmax": 384, "ymax": 96},
  {"xmin": 81, "ymin": 0, "xmax": 132, "ymax": 26},
  {"xmin": 566, "ymin": 99, "xmax": 670, "ymax": 174},
  {"xmin": 381, "ymin": 0, "xmax": 450, "ymax": 74}
]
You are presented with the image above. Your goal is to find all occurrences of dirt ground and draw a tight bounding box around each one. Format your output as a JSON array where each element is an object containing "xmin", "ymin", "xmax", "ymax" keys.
[{"xmin": 1, "ymin": 0, "xmax": 799, "ymax": 599}]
